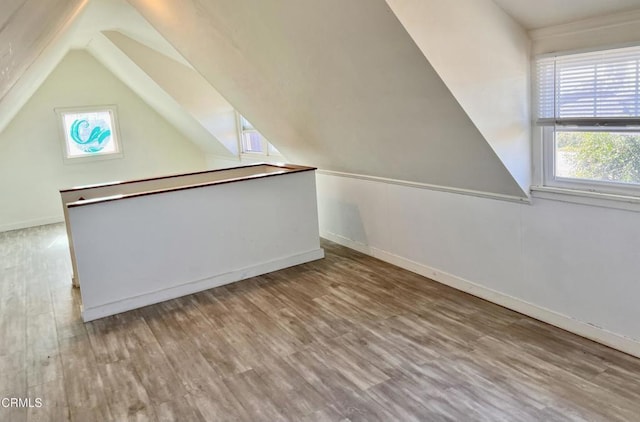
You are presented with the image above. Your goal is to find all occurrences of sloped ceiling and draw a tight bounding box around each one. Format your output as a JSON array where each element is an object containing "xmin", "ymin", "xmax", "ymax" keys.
[
  {"xmin": 4, "ymin": 0, "xmax": 639, "ymax": 198},
  {"xmin": 0, "ymin": 0, "xmax": 88, "ymax": 131},
  {"xmin": 0, "ymin": 0, "xmax": 235, "ymax": 158},
  {"xmin": 126, "ymin": 0, "xmax": 527, "ymax": 197},
  {"xmin": 0, "ymin": 0, "xmax": 86, "ymax": 102},
  {"xmin": 102, "ymin": 30, "xmax": 239, "ymax": 155},
  {"xmin": 385, "ymin": 0, "xmax": 531, "ymax": 193}
]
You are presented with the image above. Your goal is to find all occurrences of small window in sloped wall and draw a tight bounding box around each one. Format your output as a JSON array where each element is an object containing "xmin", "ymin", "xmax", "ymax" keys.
[
  {"xmin": 55, "ymin": 105, "xmax": 123, "ymax": 163},
  {"xmin": 237, "ymin": 113, "xmax": 281, "ymax": 157}
]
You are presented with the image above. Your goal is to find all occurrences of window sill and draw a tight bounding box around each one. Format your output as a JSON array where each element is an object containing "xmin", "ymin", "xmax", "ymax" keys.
[{"xmin": 530, "ymin": 185, "xmax": 640, "ymax": 212}]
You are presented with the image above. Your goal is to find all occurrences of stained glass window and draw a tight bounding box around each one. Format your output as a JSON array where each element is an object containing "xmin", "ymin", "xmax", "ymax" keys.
[{"xmin": 56, "ymin": 106, "xmax": 122, "ymax": 162}]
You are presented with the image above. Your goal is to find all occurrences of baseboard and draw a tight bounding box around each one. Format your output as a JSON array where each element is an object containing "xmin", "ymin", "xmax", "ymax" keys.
[
  {"xmin": 82, "ymin": 248, "xmax": 325, "ymax": 322},
  {"xmin": 321, "ymin": 231, "xmax": 640, "ymax": 359},
  {"xmin": 0, "ymin": 216, "xmax": 64, "ymax": 233}
]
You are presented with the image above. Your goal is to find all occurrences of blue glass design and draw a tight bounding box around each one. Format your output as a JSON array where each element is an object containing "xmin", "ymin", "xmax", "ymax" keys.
[{"xmin": 69, "ymin": 119, "xmax": 112, "ymax": 153}]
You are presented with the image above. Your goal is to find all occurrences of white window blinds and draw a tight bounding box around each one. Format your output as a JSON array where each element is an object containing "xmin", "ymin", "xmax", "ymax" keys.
[{"xmin": 536, "ymin": 45, "xmax": 640, "ymax": 126}]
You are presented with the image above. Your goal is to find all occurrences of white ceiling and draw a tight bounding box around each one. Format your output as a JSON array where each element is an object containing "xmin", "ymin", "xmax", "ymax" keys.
[{"xmin": 493, "ymin": 0, "xmax": 640, "ymax": 29}]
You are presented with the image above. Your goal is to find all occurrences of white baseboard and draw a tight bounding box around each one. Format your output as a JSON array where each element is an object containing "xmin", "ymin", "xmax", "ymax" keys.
[
  {"xmin": 0, "ymin": 216, "xmax": 64, "ymax": 233},
  {"xmin": 82, "ymin": 248, "xmax": 325, "ymax": 322},
  {"xmin": 321, "ymin": 231, "xmax": 640, "ymax": 359}
]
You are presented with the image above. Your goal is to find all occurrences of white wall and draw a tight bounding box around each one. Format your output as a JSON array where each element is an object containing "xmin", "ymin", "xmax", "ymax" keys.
[
  {"xmin": 208, "ymin": 154, "xmax": 288, "ymax": 170},
  {"xmin": 385, "ymin": 0, "xmax": 532, "ymax": 192},
  {"xmin": 0, "ymin": 50, "xmax": 207, "ymax": 232},
  {"xmin": 317, "ymin": 173, "xmax": 640, "ymax": 355}
]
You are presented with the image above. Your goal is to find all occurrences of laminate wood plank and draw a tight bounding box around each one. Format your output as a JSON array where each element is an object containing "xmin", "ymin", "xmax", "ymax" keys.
[
  {"xmin": 467, "ymin": 336, "xmax": 634, "ymax": 421},
  {"xmin": 26, "ymin": 312, "xmax": 58, "ymax": 356},
  {"xmin": 327, "ymin": 285, "xmax": 397, "ymax": 320},
  {"xmin": 254, "ymin": 357, "xmax": 326, "ymax": 419},
  {"xmin": 365, "ymin": 380, "xmax": 451, "ymax": 422},
  {"xmin": 592, "ymin": 365, "xmax": 640, "ymax": 403},
  {"xmin": 0, "ymin": 295, "xmax": 27, "ymax": 356},
  {"xmin": 68, "ymin": 403, "xmax": 113, "ymax": 422},
  {"xmin": 0, "ymin": 349, "xmax": 25, "ymax": 376},
  {"xmin": 85, "ymin": 314, "xmax": 133, "ymax": 364},
  {"xmin": 51, "ymin": 287, "xmax": 85, "ymax": 340},
  {"xmin": 153, "ymin": 296, "xmax": 251, "ymax": 377},
  {"xmin": 531, "ymin": 407, "xmax": 588, "ymax": 422},
  {"xmin": 186, "ymin": 389, "xmax": 248, "ymax": 422},
  {"xmin": 384, "ymin": 313, "xmax": 477, "ymax": 355},
  {"xmin": 154, "ymin": 394, "xmax": 205, "ymax": 422},
  {"xmin": 361, "ymin": 317, "xmax": 443, "ymax": 364},
  {"xmin": 337, "ymin": 331, "xmax": 406, "ymax": 373},
  {"xmin": 208, "ymin": 285, "xmax": 259, "ymax": 318},
  {"xmin": 241, "ymin": 278, "xmax": 289, "ymax": 315},
  {"xmin": 283, "ymin": 350, "xmax": 395, "ymax": 422},
  {"xmin": 25, "ymin": 278, "xmax": 53, "ymax": 316},
  {"xmin": 1, "ymin": 407, "xmax": 27, "ymax": 422},
  {"xmin": 223, "ymin": 369, "xmax": 289, "ymax": 422},
  {"xmin": 267, "ymin": 306, "xmax": 318, "ymax": 346},
  {"xmin": 493, "ymin": 319, "xmax": 610, "ymax": 378},
  {"xmin": 26, "ymin": 350, "xmax": 62, "ymax": 388},
  {"xmin": 0, "ymin": 267, "xmax": 26, "ymax": 303},
  {"xmin": 299, "ymin": 405, "xmax": 346, "ymax": 422},
  {"xmin": 2, "ymin": 224, "xmax": 640, "ymax": 422},
  {"xmin": 263, "ymin": 283, "xmax": 356, "ymax": 338},
  {"xmin": 233, "ymin": 307, "xmax": 305, "ymax": 356},
  {"xmin": 121, "ymin": 316, "xmax": 186, "ymax": 404},
  {"xmin": 189, "ymin": 290, "xmax": 233, "ymax": 328},
  {"xmin": 311, "ymin": 336, "xmax": 390, "ymax": 390},
  {"xmin": 312, "ymin": 293, "xmax": 378, "ymax": 325},
  {"xmin": 142, "ymin": 307, "xmax": 226, "ymax": 395},
  {"xmin": 0, "ymin": 364, "xmax": 26, "ymax": 397},
  {"xmin": 98, "ymin": 361, "xmax": 156, "ymax": 421},
  {"xmin": 27, "ymin": 378, "xmax": 70, "ymax": 422},
  {"xmin": 58, "ymin": 334, "xmax": 110, "ymax": 414}
]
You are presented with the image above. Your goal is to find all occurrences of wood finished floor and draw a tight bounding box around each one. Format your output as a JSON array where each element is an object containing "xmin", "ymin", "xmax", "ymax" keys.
[{"xmin": 1, "ymin": 224, "xmax": 640, "ymax": 421}]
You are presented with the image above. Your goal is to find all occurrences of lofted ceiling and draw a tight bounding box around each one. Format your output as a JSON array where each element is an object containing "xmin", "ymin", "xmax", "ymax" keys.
[
  {"xmin": 127, "ymin": 0, "xmax": 528, "ymax": 197},
  {"xmin": 0, "ymin": 0, "xmax": 86, "ymax": 106},
  {"xmin": 492, "ymin": 0, "xmax": 640, "ymax": 30},
  {"xmin": 2, "ymin": 0, "xmax": 640, "ymax": 198},
  {"xmin": 0, "ymin": 0, "xmax": 236, "ymax": 157},
  {"xmin": 0, "ymin": 0, "xmax": 87, "ymax": 117}
]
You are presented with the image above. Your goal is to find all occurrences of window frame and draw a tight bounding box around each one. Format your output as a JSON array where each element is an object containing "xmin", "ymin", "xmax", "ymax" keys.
[
  {"xmin": 235, "ymin": 112, "xmax": 282, "ymax": 158},
  {"xmin": 535, "ymin": 44, "xmax": 640, "ymax": 198},
  {"xmin": 55, "ymin": 105, "xmax": 123, "ymax": 164},
  {"xmin": 541, "ymin": 125, "xmax": 640, "ymax": 197}
]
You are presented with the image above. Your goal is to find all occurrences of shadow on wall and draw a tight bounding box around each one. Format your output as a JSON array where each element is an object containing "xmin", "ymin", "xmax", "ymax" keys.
[{"xmin": 329, "ymin": 199, "xmax": 368, "ymax": 246}]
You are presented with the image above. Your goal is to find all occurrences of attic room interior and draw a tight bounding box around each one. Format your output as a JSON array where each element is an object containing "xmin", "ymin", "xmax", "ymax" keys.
[{"xmin": 2, "ymin": 0, "xmax": 640, "ymax": 420}]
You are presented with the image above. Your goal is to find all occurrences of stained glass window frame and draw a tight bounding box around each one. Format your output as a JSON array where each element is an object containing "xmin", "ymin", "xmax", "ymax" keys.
[{"xmin": 55, "ymin": 105, "xmax": 123, "ymax": 163}]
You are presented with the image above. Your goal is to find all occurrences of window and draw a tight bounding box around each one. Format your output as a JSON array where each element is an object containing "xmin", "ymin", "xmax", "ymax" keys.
[
  {"xmin": 237, "ymin": 114, "xmax": 281, "ymax": 157},
  {"xmin": 56, "ymin": 105, "xmax": 122, "ymax": 163},
  {"xmin": 535, "ymin": 45, "xmax": 640, "ymax": 196}
]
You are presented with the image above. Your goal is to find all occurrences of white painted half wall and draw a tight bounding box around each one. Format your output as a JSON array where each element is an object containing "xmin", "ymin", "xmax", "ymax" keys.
[
  {"xmin": 317, "ymin": 173, "xmax": 640, "ymax": 357},
  {"xmin": 0, "ymin": 50, "xmax": 207, "ymax": 232}
]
